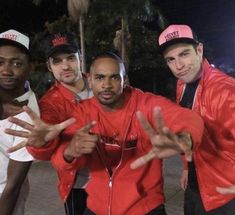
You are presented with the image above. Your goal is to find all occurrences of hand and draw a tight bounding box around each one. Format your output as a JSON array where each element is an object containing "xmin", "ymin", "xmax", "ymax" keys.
[
  {"xmin": 5, "ymin": 106, "xmax": 76, "ymax": 153},
  {"xmin": 1, "ymin": 100, "xmax": 28, "ymax": 119},
  {"xmin": 180, "ymin": 170, "xmax": 188, "ymax": 191},
  {"xmin": 130, "ymin": 107, "xmax": 192, "ymax": 169},
  {"xmin": 216, "ymin": 185, "xmax": 235, "ymax": 195},
  {"xmin": 64, "ymin": 121, "xmax": 98, "ymax": 162}
]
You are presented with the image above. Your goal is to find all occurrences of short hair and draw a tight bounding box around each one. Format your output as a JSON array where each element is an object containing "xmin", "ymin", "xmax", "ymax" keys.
[{"xmin": 91, "ymin": 51, "xmax": 126, "ymax": 75}]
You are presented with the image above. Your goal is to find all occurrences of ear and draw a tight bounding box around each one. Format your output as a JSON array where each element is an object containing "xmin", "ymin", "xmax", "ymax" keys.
[
  {"xmin": 86, "ymin": 72, "xmax": 92, "ymax": 88},
  {"xmin": 124, "ymin": 75, "xmax": 129, "ymax": 87},
  {"xmin": 46, "ymin": 61, "xmax": 52, "ymax": 72},
  {"xmin": 197, "ymin": 43, "xmax": 203, "ymax": 59}
]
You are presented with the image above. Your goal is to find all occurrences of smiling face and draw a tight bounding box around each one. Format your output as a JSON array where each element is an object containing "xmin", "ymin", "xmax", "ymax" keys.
[
  {"xmin": 0, "ymin": 45, "xmax": 30, "ymax": 95},
  {"xmin": 88, "ymin": 56, "xmax": 126, "ymax": 111},
  {"xmin": 47, "ymin": 52, "xmax": 82, "ymax": 86},
  {"xmin": 163, "ymin": 43, "xmax": 203, "ymax": 83}
]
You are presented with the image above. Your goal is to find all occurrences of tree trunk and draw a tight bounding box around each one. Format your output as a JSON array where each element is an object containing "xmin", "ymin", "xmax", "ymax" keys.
[{"xmin": 79, "ymin": 15, "xmax": 86, "ymax": 73}]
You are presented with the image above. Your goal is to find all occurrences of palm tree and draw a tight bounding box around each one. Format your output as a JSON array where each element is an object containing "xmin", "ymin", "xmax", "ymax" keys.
[{"xmin": 67, "ymin": 0, "xmax": 90, "ymax": 73}]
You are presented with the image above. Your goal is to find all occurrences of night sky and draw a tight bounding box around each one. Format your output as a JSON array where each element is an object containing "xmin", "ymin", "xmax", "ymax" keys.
[{"xmin": 1, "ymin": 0, "xmax": 235, "ymax": 68}]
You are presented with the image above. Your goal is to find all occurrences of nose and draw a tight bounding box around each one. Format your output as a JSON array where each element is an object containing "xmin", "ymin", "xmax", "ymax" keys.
[
  {"xmin": 175, "ymin": 59, "xmax": 184, "ymax": 70},
  {"xmin": 0, "ymin": 62, "xmax": 13, "ymax": 76},
  {"xmin": 61, "ymin": 59, "xmax": 69, "ymax": 70},
  {"xmin": 102, "ymin": 78, "xmax": 112, "ymax": 89}
]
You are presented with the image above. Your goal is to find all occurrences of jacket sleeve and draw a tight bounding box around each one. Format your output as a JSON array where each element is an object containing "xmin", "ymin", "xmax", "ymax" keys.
[
  {"xmin": 147, "ymin": 95, "xmax": 204, "ymax": 150},
  {"xmin": 26, "ymin": 98, "xmax": 73, "ymax": 160},
  {"xmin": 26, "ymin": 139, "xmax": 60, "ymax": 161},
  {"xmin": 51, "ymin": 140, "xmax": 86, "ymax": 172}
]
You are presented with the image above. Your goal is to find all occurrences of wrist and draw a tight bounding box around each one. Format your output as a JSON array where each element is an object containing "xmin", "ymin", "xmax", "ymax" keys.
[{"xmin": 63, "ymin": 147, "xmax": 75, "ymax": 163}]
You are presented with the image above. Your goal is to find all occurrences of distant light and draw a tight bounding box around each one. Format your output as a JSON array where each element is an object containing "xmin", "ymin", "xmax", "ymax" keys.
[{"xmin": 211, "ymin": 64, "xmax": 215, "ymax": 68}]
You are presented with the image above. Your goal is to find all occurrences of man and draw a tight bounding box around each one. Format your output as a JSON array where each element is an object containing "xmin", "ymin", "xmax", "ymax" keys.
[
  {"xmin": 6, "ymin": 52, "xmax": 204, "ymax": 215},
  {"xmin": 28, "ymin": 32, "xmax": 92, "ymax": 215},
  {"xmin": 158, "ymin": 24, "xmax": 235, "ymax": 214},
  {"xmin": 0, "ymin": 29, "xmax": 39, "ymax": 215}
]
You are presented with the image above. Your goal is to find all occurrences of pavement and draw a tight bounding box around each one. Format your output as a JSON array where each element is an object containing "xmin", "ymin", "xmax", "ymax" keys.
[{"xmin": 25, "ymin": 156, "xmax": 184, "ymax": 215}]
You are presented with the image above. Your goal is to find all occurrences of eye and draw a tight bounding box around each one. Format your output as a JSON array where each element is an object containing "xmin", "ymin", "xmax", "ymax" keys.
[
  {"xmin": 166, "ymin": 58, "xmax": 174, "ymax": 64},
  {"xmin": 51, "ymin": 58, "xmax": 61, "ymax": 65},
  {"xmin": 95, "ymin": 75, "xmax": 103, "ymax": 80},
  {"xmin": 68, "ymin": 55, "xmax": 76, "ymax": 61},
  {"xmin": 12, "ymin": 61, "xmax": 24, "ymax": 68},
  {"xmin": 112, "ymin": 75, "xmax": 121, "ymax": 80}
]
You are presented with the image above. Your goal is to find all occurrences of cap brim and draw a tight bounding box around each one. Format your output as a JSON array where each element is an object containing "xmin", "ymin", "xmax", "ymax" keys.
[
  {"xmin": 158, "ymin": 38, "xmax": 199, "ymax": 53},
  {"xmin": 47, "ymin": 45, "xmax": 78, "ymax": 58},
  {"xmin": 0, "ymin": 38, "xmax": 29, "ymax": 55}
]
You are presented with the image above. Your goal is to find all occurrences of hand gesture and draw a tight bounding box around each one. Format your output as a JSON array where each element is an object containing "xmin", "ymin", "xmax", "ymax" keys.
[
  {"xmin": 216, "ymin": 185, "xmax": 235, "ymax": 195},
  {"xmin": 5, "ymin": 106, "xmax": 76, "ymax": 153},
  {"xmin": 1, "ymin": 100, "xmax": 28, "ymax": 119},
  {"xmin": 64, "ymin": 121, "xmax": 98, "ymax": 162},
  {"xmin": 130, "ymin": 107, "xmax": 192, "ymax": 169}
]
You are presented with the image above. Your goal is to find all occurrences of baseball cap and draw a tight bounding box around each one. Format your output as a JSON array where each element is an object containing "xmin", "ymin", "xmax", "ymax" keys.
[
  {"xmin": 0, "ymin": 29, "xmax": 30, "ymax": 54},
  {"xmin": 44, "ymin": 32, "xmax": 79, "ymax": 59},
  {"xmin": 158, "ymin": 25, "xmax": 199, "ymax": 53}
]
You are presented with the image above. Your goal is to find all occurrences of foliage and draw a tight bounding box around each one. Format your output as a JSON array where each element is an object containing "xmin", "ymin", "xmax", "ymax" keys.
[{"xmin": 29, "ymin": 0, "xmax": 176, "ymax": 100}]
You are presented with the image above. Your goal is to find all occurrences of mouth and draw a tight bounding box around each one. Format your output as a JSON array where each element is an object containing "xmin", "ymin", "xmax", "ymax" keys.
[
  {"xmin": 99, "ymin": 91, "xmax": 115, "ymax": 100},
  {"xmin": 62, "ymin": 72, "xmax": 74, "ymax": 78},
  {"xmin": 0, "ymin": 77, "xmax": 17, "ymax": 87},
  {"xmin": 177, "ymin": 71, "xmax": 188, "ymax": 77}
]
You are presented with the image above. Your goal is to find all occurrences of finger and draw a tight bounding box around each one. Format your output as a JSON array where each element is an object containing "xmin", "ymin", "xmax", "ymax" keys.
[
  {"xmin": 8, "ymin": 116, "xmax": 34, "ymax": 131},
  {"xmin": 22, "ymin": 106, "xmax": 40, "ymax": 122},
  {"xmin": 216, "ymin": 186, "xmax": 235, "ymax": 195},
  {"xmin": 6, "ymin": 140, "xmax": 28, "ymax": 153},
  {"xmin": 130, "ymin": 149, "xmax": 156, "ymax": 169},
  {"xmin": 136, "ymin": 111, "xmax": 156, "ymax": 138},
  {"xmin": 153, "ymin": 107, "xmax": 165, "ymax": 135},
  {"xmin": 55, "ymin": 118, "xmax": 76, "ymax": 131},
  {"xmin": 4, "ymin": 128, "xmax": 29, "ymax": 138},
  {"xmin": 79, "ymin": 121, "xmax": 97, "ymax": 133}
]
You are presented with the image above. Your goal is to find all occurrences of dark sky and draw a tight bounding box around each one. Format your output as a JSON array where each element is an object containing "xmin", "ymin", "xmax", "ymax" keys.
[
  {"xmin": 155, "ymin": 0, "xmax": 235, "ymax": 67},
  {"xmin": 1, "ymin": 0, "xmax": 235, "ymax": 67}
]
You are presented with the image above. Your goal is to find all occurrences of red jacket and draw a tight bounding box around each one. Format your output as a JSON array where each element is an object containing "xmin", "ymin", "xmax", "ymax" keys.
[
  {"xmin": 27, "ymin": 81, "xmax": 82, "ymax": 160},
  {"xmin": 177, "ymin": 59, "xmax": 235, "ymax": 211},
  {"xmin": 51, "ymin": 87, "xmax": 204, "ymax": 215}
]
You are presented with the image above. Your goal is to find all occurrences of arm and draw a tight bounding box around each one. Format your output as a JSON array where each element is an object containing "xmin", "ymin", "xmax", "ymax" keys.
[
  {"xmin": 51, "ymin": 121, "xmax": 97, "ymax": 174},
  {"xmin": 130, "ymin": 106, "xmax": 203, "ymax": 169},
  {"xmin": 0, "ymin": 159, "xmax": 32, "ymax": 215},
  {"xmin": 4, "ymin": 106, "xmax": 76, "ymax": 157}
]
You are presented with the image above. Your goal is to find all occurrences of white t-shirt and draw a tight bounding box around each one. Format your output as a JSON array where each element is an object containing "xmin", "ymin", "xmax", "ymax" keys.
[{"xmin": 0, "ymin": 87, "xmax": 39, "ymax": 194}]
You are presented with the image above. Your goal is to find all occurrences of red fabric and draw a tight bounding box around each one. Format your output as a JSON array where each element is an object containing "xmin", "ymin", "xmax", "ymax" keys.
[
  {"xmin": 51, "ymin": 87, "xmax": 204, "ymax": 215},
  {"xmin": 27, "ymin": 81, "xmax": 77, "ymax": 160},
  {"xmin": 177, "ymin": 59, "xmax": 235, "ymax": 211}
]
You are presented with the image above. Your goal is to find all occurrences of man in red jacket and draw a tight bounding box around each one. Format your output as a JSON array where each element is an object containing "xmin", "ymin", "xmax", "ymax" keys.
[
  {"xmin": 6, "ymin": 52, "xmax": 204, "ymax": 215},
  {"xmin": 31, "ymin": 32, "xmax": 92, "ymax": 215},
  {"xmin": 158, "ymin": 24, "xmax": 235, "ymax": 214}
]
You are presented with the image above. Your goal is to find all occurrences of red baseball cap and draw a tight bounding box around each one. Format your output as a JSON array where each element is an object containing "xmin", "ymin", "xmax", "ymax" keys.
[
  {"xmin": 44, "ymin": 32, "xmax": 79, "ymax": 59},
  {"xmin": 158, "ymin": 25, "xmax": 199, "ymax": 53}
]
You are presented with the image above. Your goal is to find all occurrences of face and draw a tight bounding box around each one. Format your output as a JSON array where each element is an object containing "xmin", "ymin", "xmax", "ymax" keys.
[
  {"xmin": 88, "ymin": 57, "xmax": 126, "ymax": 110},
  {"xmin": 47, "ymin": 52, "xmax": 82, "ymax": 85},
  {"xmin": 163, "ymin": 43, "xmax": 203, "ymax": 83},
  {"xmin": 0, "ymin": 45, "xmax": 30, "ymax": 93}
]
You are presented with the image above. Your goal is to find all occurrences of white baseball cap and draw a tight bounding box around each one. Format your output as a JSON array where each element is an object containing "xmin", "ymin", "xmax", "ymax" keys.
[{"xmin": 0, "ymin": 29, "xmax": 30, "ymax": 54}]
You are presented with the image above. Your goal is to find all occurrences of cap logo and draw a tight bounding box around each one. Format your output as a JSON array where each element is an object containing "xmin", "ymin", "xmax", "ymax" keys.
[
  {"xmin": 1, "ymin": 33, "xmax": 18, "ymax": 41},
  {"xmin": 165, "ymin": 31, "xmax": 179, "ymax": 41},
  {"xmin": 52, "ymin": 36, "xmax": 68, "ymax": 47}
]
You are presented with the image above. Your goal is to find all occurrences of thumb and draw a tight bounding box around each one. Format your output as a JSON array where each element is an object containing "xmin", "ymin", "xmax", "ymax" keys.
[
  {"xmin": 79, "ymin": 121, "xmax": 97, "ymax": 133},
  {"xmin": 56, "ymin": 118, "xmax": 77, "ymax": 131}
]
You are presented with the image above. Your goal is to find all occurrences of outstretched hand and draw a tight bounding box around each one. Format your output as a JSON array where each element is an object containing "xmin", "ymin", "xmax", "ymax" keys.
[
  {"xmin": 64, "ymin": 121, "xmax": 98, "ymax": 162},
  {"xmin": 130, "ymin": 107, "xmax": 192, "ymax": 169},
  {"xmin": 5, "ymin": 106, "xmax": 76, "ymax": 153},
  {"xmin": 216, "ymin": 185, "xmax": 235, "ymax": 195}
]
